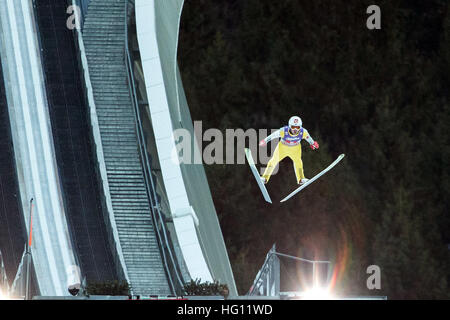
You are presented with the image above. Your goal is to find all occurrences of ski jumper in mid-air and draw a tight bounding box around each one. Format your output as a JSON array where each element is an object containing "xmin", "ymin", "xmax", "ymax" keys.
[{"xmin": 259, "ymin": 116, "xmax": 319, "ymax": 185}]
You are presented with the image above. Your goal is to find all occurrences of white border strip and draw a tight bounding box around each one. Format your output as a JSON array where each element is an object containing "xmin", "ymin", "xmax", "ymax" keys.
[{"xmin": 135, "ymin": 0, "xmax": 212, "ymax": 282}]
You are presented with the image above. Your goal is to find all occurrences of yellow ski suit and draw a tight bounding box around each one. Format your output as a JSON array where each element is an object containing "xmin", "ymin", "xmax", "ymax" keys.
[{"xmin": 262, "ymin": 126, "xmax": 314, "ymax": 183}]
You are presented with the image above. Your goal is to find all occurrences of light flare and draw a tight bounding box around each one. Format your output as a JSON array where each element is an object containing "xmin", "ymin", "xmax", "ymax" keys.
[
  {"xmin": 300, "ymin": 286, "xmax": 335, "ymax": 300},
  {"xmin": 0, "ymin": 289, "xmax": 10, "ymax": 300}
]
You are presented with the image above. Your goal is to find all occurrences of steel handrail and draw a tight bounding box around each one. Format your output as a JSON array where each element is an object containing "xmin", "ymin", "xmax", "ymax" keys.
[
  {"xmin": 248, "ymin": 249, "xmax": 332, "ymax": 296},
  {"xmin": 124, "ymin": 0, "xmax": 184, "ymax": 295}
]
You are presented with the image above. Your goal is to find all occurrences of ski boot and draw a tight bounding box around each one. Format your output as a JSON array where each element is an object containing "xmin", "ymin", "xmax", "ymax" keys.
[{"xmin": 298, "ymin": 178, "xmax": 309, "ymax": 185}]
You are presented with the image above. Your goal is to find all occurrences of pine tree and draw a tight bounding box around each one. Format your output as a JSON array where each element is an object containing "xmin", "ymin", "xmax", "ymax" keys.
[{"xmin": 372, "ymin": 186, "xmax": 448, "ymax": 299}]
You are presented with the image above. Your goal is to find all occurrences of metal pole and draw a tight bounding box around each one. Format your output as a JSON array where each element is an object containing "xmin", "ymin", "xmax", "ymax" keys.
[
  {"xmin": 274, "ymin": 251, "xmax": 331, "ymax": 264},
  {"xmin": 312, "ymin": 262, "xmax": 316, "ymax": 288},
  {"xmin": 25, "ymin": 198, "xmax": 34, "ymax": 300}
]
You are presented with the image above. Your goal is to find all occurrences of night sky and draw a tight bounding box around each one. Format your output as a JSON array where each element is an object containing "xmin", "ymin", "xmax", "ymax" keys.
[{"xmin": 179, "ymin": 0, "xmax": 450, "ymax": 298}]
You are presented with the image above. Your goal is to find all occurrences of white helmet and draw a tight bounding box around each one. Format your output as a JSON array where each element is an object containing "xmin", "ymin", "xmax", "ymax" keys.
[{"xmin": 288, "ymin": 116, "xmax": 302, "ymax": 129}]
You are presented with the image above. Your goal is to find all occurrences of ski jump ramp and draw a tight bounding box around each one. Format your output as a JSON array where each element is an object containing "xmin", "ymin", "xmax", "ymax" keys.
[
  {"xmin": 135, "ymin": 0, "xmax": 237, "ymax": 295},
  {"xmin": 0, "ymin": 0, "xmax": 78, "ymax": 296},
  {"xmin": 0, "ymin": 0, "xmax": 236, "ymax": 296}
]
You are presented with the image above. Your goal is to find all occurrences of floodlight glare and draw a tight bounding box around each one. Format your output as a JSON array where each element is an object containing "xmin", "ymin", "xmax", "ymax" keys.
[
  {"xmin": 0, "ymin": 289, "xmax": 10, "ymax": 300},
  {"xmin": 300, "ymin": 287, "xmax": 334, "ymax": 300}
]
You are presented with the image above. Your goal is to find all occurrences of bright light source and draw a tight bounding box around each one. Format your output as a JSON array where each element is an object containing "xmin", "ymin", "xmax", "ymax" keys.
[
  {"xmin": 0, "ymin": 289, "xmax": 10, "ymax": 300},
  {"xmin": 300, "ymin": 287, "xmax": 334, "ymax": 300}
]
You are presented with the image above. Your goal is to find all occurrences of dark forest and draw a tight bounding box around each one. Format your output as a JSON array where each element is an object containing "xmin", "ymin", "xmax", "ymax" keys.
[{"xmin": 178, "ymin": 0, "xmax": 450, "ymax": 298}]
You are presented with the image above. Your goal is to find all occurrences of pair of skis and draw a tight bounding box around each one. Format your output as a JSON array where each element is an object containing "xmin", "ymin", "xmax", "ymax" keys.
[{"xmin": 244, "ymin": 148, "xmax": 345, "ymax": 203}]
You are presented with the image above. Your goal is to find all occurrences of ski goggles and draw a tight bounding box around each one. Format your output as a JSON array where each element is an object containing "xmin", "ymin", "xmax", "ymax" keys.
[{"xmin": 290, "ymin": 126, "xmax": 301, "ymax": 130}]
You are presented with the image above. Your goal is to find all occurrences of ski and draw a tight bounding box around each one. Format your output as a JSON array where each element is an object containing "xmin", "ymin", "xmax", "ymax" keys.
[
  {"xmin": 280, "ymin": 154, "xmax": 345, "ymax": 202},
  {"xmin": 244, "ymin": 148, "xmax": 272, "ymax": 203}
]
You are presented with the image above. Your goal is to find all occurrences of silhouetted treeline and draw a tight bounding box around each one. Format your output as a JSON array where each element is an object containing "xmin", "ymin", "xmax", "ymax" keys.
[{"xmin": 179, "ymin": 0, "xmax": 450, "ymax": 298}]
